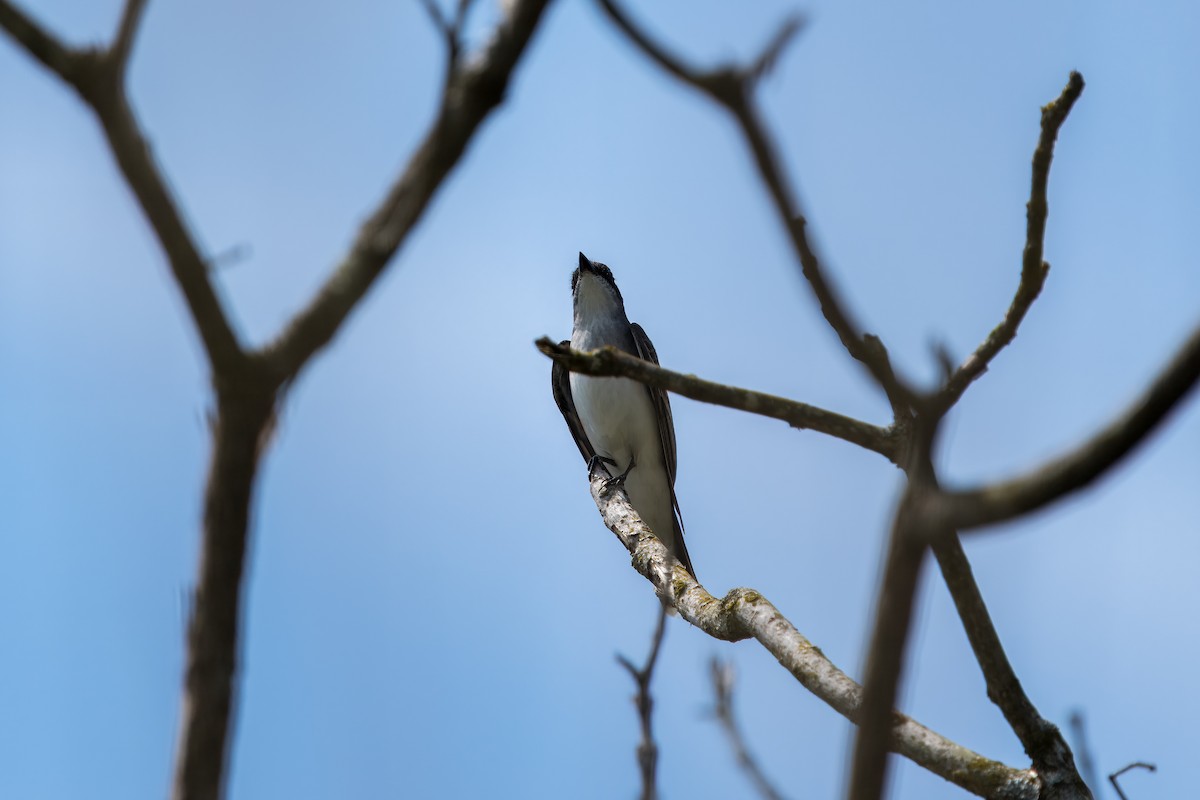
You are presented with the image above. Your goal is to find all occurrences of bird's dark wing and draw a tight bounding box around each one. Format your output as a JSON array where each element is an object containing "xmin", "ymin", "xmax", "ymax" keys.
[
  {"xmin": 631, "ymin": 323, "xmax": 694, "ymax": 577},
  {"xmin": 551, "ymin": 340, "xmax": 596, "ymax": 465}
]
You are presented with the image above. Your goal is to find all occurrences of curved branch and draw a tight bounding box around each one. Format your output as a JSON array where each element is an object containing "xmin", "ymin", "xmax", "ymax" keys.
[
  {"xmin": 586, "ymin": 469, "xmax": 1039, "ymax": 799},
  {"xmin": 941, "ymin": 321, "xmax": 1200, "ymax": 530},
  {"xmin": 262, "ymin": 0, "xmax": 552, "ymax": 380},
  {"xmin": 1109, "ymin": 762, "xmax": 1156, "ymax": 800},
  {"xmin": 595, "ymin": 0, "xmax": 913, "ymax": 412},
  {"xmin": 932, "ymin": 73, "xmax": 1085, "ymax": 415},
  {"xmin": 536, "ymin": 338, "xmax": 899, "ymax": 462}
]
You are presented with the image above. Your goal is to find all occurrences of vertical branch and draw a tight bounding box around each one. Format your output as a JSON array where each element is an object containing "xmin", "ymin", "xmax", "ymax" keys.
[
  {"xmin": 1067, "ymin": 712, "xmax": 1101, "ymax": 797},
  {"xmin": 174, "ymin": 373, "xmax": 277, "ymax": 800},
  {"xmin": 846, "ymin": 485, "xmax": 931, "ymax": 800},
  {"xmin": 616, "ymin": 606, "xmax": 669, "ymax": 800}
]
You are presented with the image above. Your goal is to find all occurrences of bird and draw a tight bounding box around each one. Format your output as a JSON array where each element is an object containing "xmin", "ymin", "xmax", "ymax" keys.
[{"xmin": 552, "ymin": 252, "xmax": 695, "ymax": 578}]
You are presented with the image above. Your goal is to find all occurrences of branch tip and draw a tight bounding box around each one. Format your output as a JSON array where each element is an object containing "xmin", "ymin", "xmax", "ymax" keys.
[{"xmin": 110, "ymin": 0, "xmax": 149, "ymax": 75}]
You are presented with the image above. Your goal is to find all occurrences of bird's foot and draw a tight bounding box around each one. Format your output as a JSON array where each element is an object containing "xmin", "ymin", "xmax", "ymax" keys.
[
  {"xmin": 588, "ymin": 455, "xmax": 618, "ymax": 482},
  {"xmin": 601, "ymin": 456, "xmax": 637, "ymax": 495}
]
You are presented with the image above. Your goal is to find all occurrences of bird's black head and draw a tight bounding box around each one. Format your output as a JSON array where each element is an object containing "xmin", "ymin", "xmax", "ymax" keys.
[{"xmin": 572, "ymin": 251, "xmax": 624, "ymax": 306}]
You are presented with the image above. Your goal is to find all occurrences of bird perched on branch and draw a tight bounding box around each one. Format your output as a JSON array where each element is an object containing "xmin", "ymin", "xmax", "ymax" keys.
[{"xmin": 552, "ymin": 252, "xmax": 695, "ymax": 579}]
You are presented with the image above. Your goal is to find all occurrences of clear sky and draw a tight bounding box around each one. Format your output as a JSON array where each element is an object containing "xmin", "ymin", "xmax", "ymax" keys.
[{"xmin": 2, "ymin": 1, "xmax": 1198, "ymax": 799}]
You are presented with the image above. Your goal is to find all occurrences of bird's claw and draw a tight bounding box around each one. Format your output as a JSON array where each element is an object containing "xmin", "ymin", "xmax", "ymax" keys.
[
  {"xmin": 598, "ymin": 456, "xmax": 637, "ymax": 495},
  {"xmin": 588, "ymin": 454, "xmax": 618, "ymax": 482}
]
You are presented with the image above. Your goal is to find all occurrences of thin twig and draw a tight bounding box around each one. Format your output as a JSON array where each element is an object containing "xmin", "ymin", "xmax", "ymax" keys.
[
  {"xmin": 536, "ymin": 338, "xmax": 899, "ymax": 463},
  {"xmin": 587, "ymin": 468, "xmax": 1038, "ymax": 799},
  {"xmin": 710, "ymin": 659, "xmax": 790, "ymax": 800},
  {"xmin": 594, "ymin": 0, "xmax": 913, "ymax": 412},
  {"xmin": 940, "ymin": 320, "xmax": 1200, "ymax": 530},
  {"xmin": 616, "ymin": 607, "xmax": 669, "ymax": 800},
  {"xmin": 931, "ymin": 72, "xmax": 1085, "ymax": 415},
  {"xmin": 0, "ymin": 2, "xmax": 245, "ymax": 373},
  {"xmin": 1108, "ymin": 762, "xmax": 1156, "ymax": 800},
  {"xmin": 109, "ymin": 0, "xmax": 149, "ymax": 75},
  {"xmin": 262, "ymin": 0, "xmax": 551, "ymax": 381},
  {"xmin": 1067, "ymin": 711, "xmax": 1102, "ymax": 797}
]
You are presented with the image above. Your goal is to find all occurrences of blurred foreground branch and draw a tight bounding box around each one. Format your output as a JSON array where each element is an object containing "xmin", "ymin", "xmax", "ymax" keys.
[{"xmin": 0, "ymin": 1, "xmax": 554, "ymax": 798}]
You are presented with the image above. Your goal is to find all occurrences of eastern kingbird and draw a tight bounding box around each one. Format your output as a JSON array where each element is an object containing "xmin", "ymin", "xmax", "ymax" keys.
[{"xmin": 552, "ymin": 252, "xmax": 695, "ymax": 578}]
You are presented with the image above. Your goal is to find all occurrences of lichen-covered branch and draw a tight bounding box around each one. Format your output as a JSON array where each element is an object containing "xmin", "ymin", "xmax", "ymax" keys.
[
  {"xmin": 587, "ymin": 469, "xmax": 1039, "ymax": 799},
  {"xmin": 536, "ymin": 338, "xmax": 899, "ymax": 462},
  {"xmin": 931, "ymin": 73, "xmax": 1085, "ymax": 415}
]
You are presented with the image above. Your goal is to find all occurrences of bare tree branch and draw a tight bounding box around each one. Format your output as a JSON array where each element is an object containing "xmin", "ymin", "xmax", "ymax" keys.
[
  {"xmin": 1067, "ymin": 711, "xmax": 1102, "ymax": 797},
  {"xmin": 0, "ymin": 1, "xmax": 78, "ymax": 80},
  {"xmin": 847, "ymin": 449, "xmax": 936, "ymax": 800},
  {"xmin": 536, "ymin": 338, "xmax": 899, "ymax": 463},
  {"xmin": 931, "ymin": 72, "xmax": 1085, "ymax": 415},
  {"xmin": 3, "ymin": 3, "xmax": 555, "ymax": 799},
  {"xmin": 587, "ymin": 468, "xmax": 1039, "ymax": 799},
  {"xmin": 262, "ymin": 0, "xmax": 551, "ymax": 382},
  {"xmin": 934, "ymin": 535, "xmax": 1090, "ymax": 798},
  {"xmin": 110, "ymin": 0, "xmax": 149, "ymax": 76},
  {"xmin": 710, "ymin": 659, "xmax": 790, "ymax": 800},
  {"xmin": 594, "ymin": 0, "xmax": 914, "ymax": 412},
  {"xmin": 174, "ymin": 373, "xmax": 277, "ymax": 800},
  {"xmin": 1109, "ymin": 762, "xmax": 1155, "ymax": 800},
  {"xmin": 90, "ymin": 88, "xmax": 248, "ymax": 374},
  {"xmin": 934, "ymin": 534, "xmax": 1052, "ymax": 751},
  {"xmin": 940, "ymin": 321, "xmax": 1200, "ymax": 531},
  {"xmin": 417, "ymin": 0, "xmax": 477, "ymax": 72},
  {"xmin": 616, "ymin": 607, "xmax": 669, "ymax": 800},
  {"xmin": 0, "ymin": 2, "xmax": 246, "ymax": 374}
]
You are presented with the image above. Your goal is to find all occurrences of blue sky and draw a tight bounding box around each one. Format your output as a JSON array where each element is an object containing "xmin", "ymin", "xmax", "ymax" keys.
[{"xmin": 2, "ymin": 1, "xmax": 1198, "ymax": 798}]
